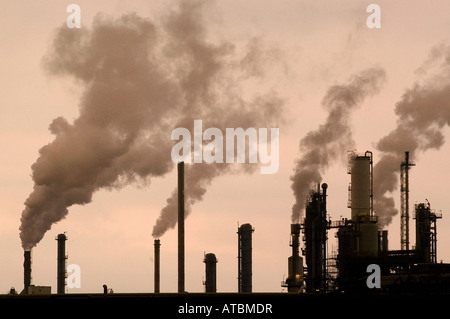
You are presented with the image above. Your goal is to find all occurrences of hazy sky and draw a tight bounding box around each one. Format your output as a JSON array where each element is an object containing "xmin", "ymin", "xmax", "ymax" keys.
[{"xmin": 2, "ymin": 0, "xmax": 450, "ymax": 293}]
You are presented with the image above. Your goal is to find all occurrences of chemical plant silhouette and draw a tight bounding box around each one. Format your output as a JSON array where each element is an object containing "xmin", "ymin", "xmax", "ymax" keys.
[{"xmin": 8, "ymin": 151, "xmax": 450, "ymax": 303}]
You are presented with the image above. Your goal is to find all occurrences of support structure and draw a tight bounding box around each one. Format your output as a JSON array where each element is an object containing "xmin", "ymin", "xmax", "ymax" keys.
[{"xmin": 400, "ymin": 151, "xmax": 415, "ymax": 250}]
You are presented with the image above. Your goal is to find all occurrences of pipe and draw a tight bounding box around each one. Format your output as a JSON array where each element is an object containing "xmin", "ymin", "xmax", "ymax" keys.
[
  {"xmin": 154, "ymin": 239, "xmax": 160, "ymax": 293},
  {"xmin": 178, "ymin": 161, "xmax": 185, "ymax": 293}
]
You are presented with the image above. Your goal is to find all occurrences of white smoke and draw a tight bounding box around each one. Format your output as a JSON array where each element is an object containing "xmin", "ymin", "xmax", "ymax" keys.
[{"xmin": 290, "ymin": 67, "xmax": 386, "ymax": 223}]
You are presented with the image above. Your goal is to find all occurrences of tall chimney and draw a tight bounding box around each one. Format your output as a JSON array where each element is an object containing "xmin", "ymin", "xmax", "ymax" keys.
[
  {"xmin": 154, "ymin": 239, "xmax": 160, "ymax": 293},
  {"xmin": 23, "ymin": 250, "xmax": 32, "ymax": 293},
  {"xmin": 238, "ymin": 223, "xmax": 254, "ymax": 293},
  {"xmin": 56, "ymin": 233, "xmax": 67, "ymax": 294},
  {"xmin": 178, "ymin": 161, "xmax": 185, "ymax": 293}
]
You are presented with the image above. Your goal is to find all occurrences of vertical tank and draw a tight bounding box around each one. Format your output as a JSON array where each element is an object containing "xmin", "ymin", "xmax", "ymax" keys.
[
  {"xmin": 285, "ymin": 224, "xmax": 304, "ymax": 292},
  {"xmin": 238, "ymin": 223, "xmax": 254, "ymax": 293},
  {"xmin": 204, "ymin": 253, "xmax": 217, "ymax": 293},
  {"xmin": 349, "ymin": 153, "xmax": 372, "ymax": 221},
  {"xmin": 348, "ymin": 151, "xmax": 378, "ymax": 257}
]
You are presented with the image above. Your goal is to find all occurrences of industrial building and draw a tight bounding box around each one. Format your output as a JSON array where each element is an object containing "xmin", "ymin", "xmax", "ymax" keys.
[
  {"xmin": 13, "ymin": 151, "xmax": 450, "ymax": 301},
  {"xmin": 283, "ymin": 150, "xmax": 450, "ymax": 294}
]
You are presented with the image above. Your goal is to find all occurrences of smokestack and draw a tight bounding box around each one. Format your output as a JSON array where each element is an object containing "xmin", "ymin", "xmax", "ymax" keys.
[
  {"xmin": 21, "ymin": 1, "xmax": 285, "ymax": 251},
  {"xmin": 290, "ymin": 67, "xmax": 386, "ymax": 224},
  {"xmin": 238, "ymin": 223, "xmax": 254, "ymax": 293},
  {"xmin": 56, "ymin": 233, "xmax": 67, "ymax": 294},
  {"xmin": 23, "ymin": 250, "xmax": 32, "ymax": 293},
  {"xmin": 290, "ymin": 224, "xmax": 300, "ymax": 275},
  {"xmin": 284, "ymin": 223, "xmax": 304, "ymax": 293},
  {"xmin": 178, "ymin": 162, "xmax": 185, "ymax": 293},
  {"xmin": 154, "ymin": 239, "xmax": 160, "ymax": 293},
  {"xmin": 203, "ymin": 253, "xmax": 218, "ymax": 293}
]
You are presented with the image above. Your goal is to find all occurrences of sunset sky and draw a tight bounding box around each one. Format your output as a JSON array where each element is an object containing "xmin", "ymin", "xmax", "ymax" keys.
[{"xmin": 1, "ymin": 0, "xmax": 450, "ymax": 293}]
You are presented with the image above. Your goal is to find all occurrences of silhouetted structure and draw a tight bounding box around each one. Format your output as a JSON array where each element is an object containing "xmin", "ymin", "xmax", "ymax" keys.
[
  {"xmin": 238, "ymin": 223, "xmax": 254, "ymax": 293},
  {"xmin": 56, "ymin": 233, "xmax": 67, "ymax": 294},
  {"xmin": 203, "ymin": 253, "xmax": 217, "ymax": 293},
  {"xmin": 22, "ymin": 250, "xmax": 31, "ymax": 294},
  {"xmin": 154, "ymin": 239, "xmax": 160, "ymax": 293},
  {"xmin": 178, "ymin": 161, "xmax": 185, "ymax": 293}
]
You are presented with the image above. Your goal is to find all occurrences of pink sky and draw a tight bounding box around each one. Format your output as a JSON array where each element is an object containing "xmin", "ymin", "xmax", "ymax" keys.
[{"xmin": 1, "ymin": 0, "xmax": 450, "ymax": 293}]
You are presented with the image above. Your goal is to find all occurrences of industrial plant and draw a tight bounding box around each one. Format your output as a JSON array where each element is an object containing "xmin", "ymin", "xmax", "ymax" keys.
[
  {"xmin": 7, "ymin": 149, "xmax": 450, "ymax": 304},
  {"xmin": 282, "ymin": 150, "xmax": 450, "ymax": 294}
]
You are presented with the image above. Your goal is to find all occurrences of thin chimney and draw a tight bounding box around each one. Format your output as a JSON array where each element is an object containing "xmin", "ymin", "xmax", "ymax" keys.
[
  {"xmin": 23, "ymin": 250, "xmax": 32, "ymax": 293},
  {"xmin": 56, "ymin": 233, "xmax": 67, "ymax": 294},
  {"xmin": 178, "ymin": 161, "xmax": 185, "ymax": 293},
  {"xmin": 154, "ymin": 239, "xmax": 160, "ymax": 293}
]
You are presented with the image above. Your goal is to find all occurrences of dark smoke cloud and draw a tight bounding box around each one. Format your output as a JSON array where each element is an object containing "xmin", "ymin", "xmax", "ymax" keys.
[
  {"xmin": 374, "ymin": 43, "xmax": 450, "ymax": 228},
  {"xmin": 20, "ymin": 0, "xmax": 284, "ymax": 249},
  {"xmin": 290, "ymin": 67, "xmax": 386, "ymax": 223}
]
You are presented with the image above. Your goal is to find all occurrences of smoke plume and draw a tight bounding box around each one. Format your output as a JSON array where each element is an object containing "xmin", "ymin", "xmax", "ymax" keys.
[
  {"xmin": 374, "ymin": 43, "xmax": 450, "ymax": 228},
  {"xmin": 290, "ymin": 67, "xmax": 386, "ymax": 223},
  {"xmin": 20, "ymin": 0, "xmax": 284, "ymax": 249}
]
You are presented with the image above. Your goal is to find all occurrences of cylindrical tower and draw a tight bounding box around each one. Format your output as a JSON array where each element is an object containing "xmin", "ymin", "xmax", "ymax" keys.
[
  {"xmin": 347, "ymin": 151, "xmax": 378, "ymax": 257},
  {"xmin": 154, "ymin": 239, "xmax": 160, "ymax": 293},
  {"xmin": 178, "ymin": 161, "xmax": 185, "ymax": 293},
  {"xmin": 23, "ymin": 250, "xmax": 32, "ymax": 293},
  {"xmin": 204, "ymin": 253, "xmax": 217, "ymax": 293},
  {"xmin": 238, "ymin": 223, "xmax": 254, "ymax": 293},
  {"xmin": 304, "ymin": 185, "xmax": 327, "ymax": 292},
  {"xmin": 415, "ymin": 203, "xmax": 432, "ymax": 263},
  {"xmin": 286, "ymin": 224, "xmax": 303, "ymax": 292},
  {"xmin": 56, "ymin": 233, "xmax": 67, "ymax": 294},
  {"xmin": 349, "ymin": 153, "xmax": 372, "ymax": 221}
]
